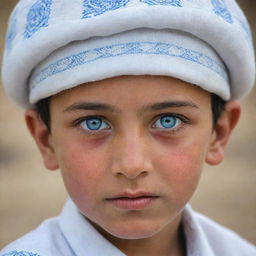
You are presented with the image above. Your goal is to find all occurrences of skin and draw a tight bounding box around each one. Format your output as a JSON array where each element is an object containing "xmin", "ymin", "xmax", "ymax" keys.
[{"xmin": 25, "ymin": 75, "xmax": 241, "ymax": 256}]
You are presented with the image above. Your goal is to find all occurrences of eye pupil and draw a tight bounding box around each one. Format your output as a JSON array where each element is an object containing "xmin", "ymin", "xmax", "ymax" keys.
[
  {"xmin": 160, "ymin": 116, "xmax": 176, "ymax": 128},
  {"xmin": 87, "ymin": 118, "xmax": 102, "ymax": 130}
]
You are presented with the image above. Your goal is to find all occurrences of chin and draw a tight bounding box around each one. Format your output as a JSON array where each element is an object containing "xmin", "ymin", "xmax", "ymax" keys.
[
  {"xmin": 110, "ymin": 231, "xmax": 158, "ymax": 240},
  {"xmin": 102, "ymin": 220, "xmax": 166, "ymax": 240}
]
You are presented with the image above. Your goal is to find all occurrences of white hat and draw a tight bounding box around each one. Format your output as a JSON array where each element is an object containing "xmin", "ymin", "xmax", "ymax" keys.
[{"xmin": 2, "ymin": 0, "xmax": 255, "ymax": 108}]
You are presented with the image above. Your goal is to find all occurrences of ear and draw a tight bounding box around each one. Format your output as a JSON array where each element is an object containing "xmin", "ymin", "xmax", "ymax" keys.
[
  {"xmin": 206, "ymin": 101, "xmax": 241, "ymax": 166},
  {"xmin": 25, "ymin": 109, "xmax": 59, "ymax": 170}
]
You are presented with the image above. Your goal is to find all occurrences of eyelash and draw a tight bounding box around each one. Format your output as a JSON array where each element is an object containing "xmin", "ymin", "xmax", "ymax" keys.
[{"xmin": 73, "ymin": 114, "xmax": 190, "ymax": 135}]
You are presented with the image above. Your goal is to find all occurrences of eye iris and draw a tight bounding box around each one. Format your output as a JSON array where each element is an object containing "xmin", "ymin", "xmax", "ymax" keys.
[
  {"xmin": 87, "ymin": 118, "xmax": 102, "ymax": 130},
  {"xmin": 160, "ymin": 116, "xmax": 176, "ymax": 128}
]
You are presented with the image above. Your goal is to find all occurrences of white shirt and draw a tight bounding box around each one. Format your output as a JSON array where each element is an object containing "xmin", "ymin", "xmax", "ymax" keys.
[{"xmin": 1, "ymin": 199, "xmax": 255, "ymax": 256}]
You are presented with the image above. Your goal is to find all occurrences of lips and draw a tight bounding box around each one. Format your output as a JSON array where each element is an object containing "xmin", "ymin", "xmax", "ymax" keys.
[{"xmin": 106, "ymin": 192, "xmax": 159, "ymax": 210}]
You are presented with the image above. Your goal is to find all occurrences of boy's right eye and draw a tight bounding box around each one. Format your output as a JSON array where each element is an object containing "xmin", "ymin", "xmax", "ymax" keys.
[{"xmin": 79, "ymin": 117, "xmax": 110, "ymax": 131}]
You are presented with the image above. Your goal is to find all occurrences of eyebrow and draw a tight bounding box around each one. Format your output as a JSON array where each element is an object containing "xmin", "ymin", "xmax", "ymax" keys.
[
  {"xmin": 143, "ymin": 101, "xmax": 199, "ymax": 112},
  {"xmin": 64, "ymin": 102, "xmax": 116, "ymax": 113},
  {"xmin": 63, "ymin": 100, "xmax": 199, "ymax": 113}
]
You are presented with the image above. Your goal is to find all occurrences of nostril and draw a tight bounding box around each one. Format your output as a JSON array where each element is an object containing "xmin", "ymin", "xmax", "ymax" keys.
[{"xmin": 114, "ymin": 168, "xmax": 149, "ymax": 180}]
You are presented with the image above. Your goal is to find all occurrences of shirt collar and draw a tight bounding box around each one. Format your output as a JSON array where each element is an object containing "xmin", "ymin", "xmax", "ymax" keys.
[
  {"xmin": 59, "ymin": 198, "xmax": 126, "ymax": 256},
  {"xmin": 59, "ymin": 198, "xmax": 215, "ymax": 256},
  {"xmin": 182, "ymin": 205, "xmax": 215, "ymax": 256}
]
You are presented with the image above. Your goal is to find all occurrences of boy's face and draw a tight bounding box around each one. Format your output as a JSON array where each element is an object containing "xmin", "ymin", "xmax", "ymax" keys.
[{"xmin": 46, "ymin": 75, "xmax": 215, "ymax": 239}]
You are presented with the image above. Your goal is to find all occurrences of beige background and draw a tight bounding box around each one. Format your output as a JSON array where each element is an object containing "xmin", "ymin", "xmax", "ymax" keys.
[{"xmin": 0, "ymin": 0, "xmax": 256, "ymax": 249}]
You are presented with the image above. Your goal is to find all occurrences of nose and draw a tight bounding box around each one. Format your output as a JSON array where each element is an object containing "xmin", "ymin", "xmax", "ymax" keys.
[{"xmin": 111, "ymin": 132, "xmax": 152, "ymax": 180}]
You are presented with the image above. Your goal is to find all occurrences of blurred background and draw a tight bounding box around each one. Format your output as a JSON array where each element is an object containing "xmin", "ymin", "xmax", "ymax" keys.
[{"xmin": 0, "ymin": 0, "xmax": 256, "ymax": 249}]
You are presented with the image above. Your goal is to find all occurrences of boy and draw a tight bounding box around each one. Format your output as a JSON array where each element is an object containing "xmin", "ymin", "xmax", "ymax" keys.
[{"xmin": 1, "ymin": 0, "xmax": 256, "ymax": 255}]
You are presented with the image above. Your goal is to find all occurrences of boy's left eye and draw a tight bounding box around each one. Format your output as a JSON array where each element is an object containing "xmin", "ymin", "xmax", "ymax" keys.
[{"xmin": 152, "ymin": 115, "xmax": 182, "ymax": 130}]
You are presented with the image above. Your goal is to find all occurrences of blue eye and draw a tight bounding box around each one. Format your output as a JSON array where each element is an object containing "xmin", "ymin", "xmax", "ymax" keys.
[
  {"xmin": 153, "ymin": 115, "xmax": 181, "ymax": 129},
  {"xmin": 80, "ymin": 117, "xmax": 110, "ymax": 131}
]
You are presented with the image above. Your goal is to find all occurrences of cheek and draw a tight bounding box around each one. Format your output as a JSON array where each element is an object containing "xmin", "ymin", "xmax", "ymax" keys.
[
  {"xmin": 54, "ymin": 139, "xmax": 108, "ymax": 208},
  {"xmin": 155, "ymin": 135, "xmax": 209, "ymax": 203}
]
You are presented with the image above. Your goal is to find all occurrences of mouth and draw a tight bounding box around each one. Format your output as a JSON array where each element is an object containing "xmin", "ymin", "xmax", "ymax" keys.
[{"xmin": 105, "ymin": 192, "xmax": 159, "ymax": 210}]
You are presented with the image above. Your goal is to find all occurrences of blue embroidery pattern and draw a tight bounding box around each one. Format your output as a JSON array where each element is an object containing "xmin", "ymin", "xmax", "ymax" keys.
[
  {"xmin": 82, "ymin": 0, "xmax": 129, "ymax": 19},
  {"xmin": 140, "ymin": 0, "xmax": 182, "ymax": 6},
  {"xmin": 31, "ymin": 41, "xmax": 227, "ymax": 88},
  {"xmin": 24, "ymin": 0, "xmax": 52, "ymax": 38},
  {"xmin": 2, "ymin": 251, "xmax": 40, "ymax": 256},
  {"xmin": 6, "ymin": 10, "xmax": 18, "ymax": 52},
  {"xmin": 211, "ymin": 0, "xmax": 233, "ymax": 24}
]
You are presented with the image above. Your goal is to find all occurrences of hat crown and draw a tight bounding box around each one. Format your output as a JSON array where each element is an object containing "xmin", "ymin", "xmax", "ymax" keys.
[
  {"xmin": 2, "ymin": 0, "xmax": 255, "ymax": 108},
  {"xmin": 6, "ymin": 0, "xmax": 252, "ymax": 50}
]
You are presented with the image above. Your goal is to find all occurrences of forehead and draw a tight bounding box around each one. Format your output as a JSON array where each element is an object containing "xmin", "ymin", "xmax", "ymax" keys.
[{"xmin": 51, "ymin": 75, "xmax": 211, "ymax": 109}]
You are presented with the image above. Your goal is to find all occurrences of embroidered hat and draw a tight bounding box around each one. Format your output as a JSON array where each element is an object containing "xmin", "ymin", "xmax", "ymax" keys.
[{"xmin": 2, "ymin": 0, "xmax": 255, "ymax": 108}]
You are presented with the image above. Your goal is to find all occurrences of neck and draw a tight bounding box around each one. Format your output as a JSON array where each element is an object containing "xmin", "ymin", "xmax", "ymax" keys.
[{"xmin": 96, "ymin": 213, "xmax": 186, "ymax": 256}]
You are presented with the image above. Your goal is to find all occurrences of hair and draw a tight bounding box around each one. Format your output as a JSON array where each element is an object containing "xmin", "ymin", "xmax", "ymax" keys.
[{"xmin": 35, "ymin": 93, "xmax": 226, "ymax": 132}]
